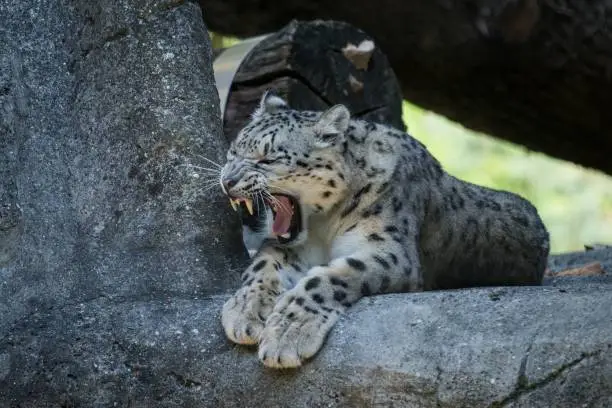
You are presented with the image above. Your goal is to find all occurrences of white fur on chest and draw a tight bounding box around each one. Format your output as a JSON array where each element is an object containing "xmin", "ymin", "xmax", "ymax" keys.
[
  {"xmin": 295, "ymin": 215, "xmax": 368, "ymax": 268},
  {"xmin": 295, "ymin": 233, "xmax": 329, "ymax": 268},
  {"xmin": 330, "ymin": 230, "xmax": 367, "ymax": 259},
  {"xmin": 280, "ymin": 230, "xmax": 364, "ymax": 290}
]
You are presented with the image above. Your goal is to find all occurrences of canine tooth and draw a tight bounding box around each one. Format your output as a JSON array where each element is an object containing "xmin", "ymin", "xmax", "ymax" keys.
[
  {"xmin": 245, "ymin": 198, "xmax": 254, "ymax": 215},
  {"xmin": 281, "ymin": 233, "xmax": 291, "ymax": 239},
  {"xmin": 229, "ymin": 199, "xmax": 238, "ymax": 211}
]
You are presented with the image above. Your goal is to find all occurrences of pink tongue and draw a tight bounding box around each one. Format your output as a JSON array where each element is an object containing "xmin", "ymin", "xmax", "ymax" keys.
[{"xmin": 272, "ymin": 196, "xmax": 293, "ymax": 235}]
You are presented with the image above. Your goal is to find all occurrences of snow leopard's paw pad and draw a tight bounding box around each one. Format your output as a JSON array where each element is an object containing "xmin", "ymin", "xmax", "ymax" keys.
[
  {"xmin": 258, "ymin": 292, "xmax": 339, "ymax": 368},
  {"xmin": 222, "ymin": 285, "xmax": 277, "ymax": 345}
]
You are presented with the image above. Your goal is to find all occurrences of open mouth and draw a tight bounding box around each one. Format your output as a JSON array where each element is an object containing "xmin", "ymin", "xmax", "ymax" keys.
[{"xmin": 229, "ymin": 194, "xmax": 302, "ymax": 244}]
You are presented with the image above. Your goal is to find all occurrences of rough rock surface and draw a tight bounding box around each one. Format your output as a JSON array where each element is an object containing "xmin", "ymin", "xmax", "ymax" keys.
[
  {"xmin": 0, "ymin": 0, "xmax": 246, "ymax": 327},
  {"xmin": 1, "ymin": 1, "xmax": 611, "ymax": 407},
  {"xmin": 0, "ymin": 0, "xmax": 247, "ymax": 404},
  {"xmin": 1, "ymin": 251, "xmax": 611, "ymax": 407}
]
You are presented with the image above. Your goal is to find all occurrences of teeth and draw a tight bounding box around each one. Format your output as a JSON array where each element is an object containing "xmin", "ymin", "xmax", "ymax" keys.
[
  {"xmin": 280, "ymin": 233, "xmax": 291, "ymax": 239},
  {"xmin": 245, "ymin": 198, "xmax": 254, "ymax": 215},
  {"xmin": 229, "ymin": 197, "xmax": 254, "ymax": 214}
]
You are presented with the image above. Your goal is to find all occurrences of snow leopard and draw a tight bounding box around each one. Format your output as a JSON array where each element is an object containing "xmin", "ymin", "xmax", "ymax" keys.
[{"xmin": 219, "ymin": 92, "xmax": 550, "ymax": 368}]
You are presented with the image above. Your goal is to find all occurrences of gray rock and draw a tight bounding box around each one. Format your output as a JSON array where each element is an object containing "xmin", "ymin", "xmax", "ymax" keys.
[
  {"xmin": 1, "ymin": 0, "xmax": 246, "ymax": 403},
  {"xmin": 1, "ymin": 0, "xmax": 611, "ymax": 407},
  {"xmin": 1, "ymin": 266, "xmax": 611, "ymax": 407},
  {"xmin": 0, "ymin": 0, "xmax": 246, "ymax": 335}
]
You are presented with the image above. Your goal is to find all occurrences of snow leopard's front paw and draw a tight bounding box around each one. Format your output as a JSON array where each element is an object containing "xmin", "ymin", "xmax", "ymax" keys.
[
  {"xmin": 258, "ymin": 291, "xmax": 340, "ymax": 368},
  {"xmin": 221, "ymin": 285, "xmax": 277, "ymax": 345}
]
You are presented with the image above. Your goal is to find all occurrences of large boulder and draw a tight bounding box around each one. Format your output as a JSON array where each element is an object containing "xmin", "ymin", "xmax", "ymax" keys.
[
  {"xmin": 0, "ymin": 0, "xmax": 246, "ymax": 326},
  {"xmin": 0, "ymin": 0, "xmax": 246, "ymax": 404},
  {"xmin": 1, "ymin": 0, "xmax": 611, "ymax": 406}
]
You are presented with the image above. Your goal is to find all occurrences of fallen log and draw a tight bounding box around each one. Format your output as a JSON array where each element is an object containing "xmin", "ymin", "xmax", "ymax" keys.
[
  {"xmin": 201, "ymin": 1, "xmax": 612, "ymax": 176},
  {"xmin": 213, "ymin": 20, "xmax": 405, "ymax": 141}
]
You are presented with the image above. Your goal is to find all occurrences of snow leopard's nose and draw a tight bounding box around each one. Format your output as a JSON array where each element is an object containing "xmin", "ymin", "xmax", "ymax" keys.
[
  {"xmin": 222, "ymin": 176, "xmax": 239, "ymax": 192},
  {"xmin": 220, "ymin": 162, "xmax": 242, "ymax": 195}
]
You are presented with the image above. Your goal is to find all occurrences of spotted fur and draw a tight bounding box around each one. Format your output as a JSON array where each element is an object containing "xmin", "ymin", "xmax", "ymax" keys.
[{"xmin": 220, "ymin": 92, "xmax": 550, "ymax": 368}]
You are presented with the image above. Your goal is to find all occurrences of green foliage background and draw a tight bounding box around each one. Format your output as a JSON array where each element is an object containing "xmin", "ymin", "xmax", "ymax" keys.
[{"xmin": 214, "ymin": 33, "xmax": 612, "ymax": 254}]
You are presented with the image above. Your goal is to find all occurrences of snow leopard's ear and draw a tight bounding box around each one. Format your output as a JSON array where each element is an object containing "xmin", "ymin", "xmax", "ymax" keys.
[
  {"xmin": 313, "ymin": 104, "xmax": 350, "ymax": 148},
  {"xmin": 252, "ymin": 90, "xmax": 288, "ymax": 119}
]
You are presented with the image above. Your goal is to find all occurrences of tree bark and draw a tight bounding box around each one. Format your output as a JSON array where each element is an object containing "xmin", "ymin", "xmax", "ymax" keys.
[
  {"xmin": 200, "ymin": 0, "xmax": 612, "ymax": 176},
  {"xmin": 216, "ymin": 20, "xmax": 405, "ymax": 141}
]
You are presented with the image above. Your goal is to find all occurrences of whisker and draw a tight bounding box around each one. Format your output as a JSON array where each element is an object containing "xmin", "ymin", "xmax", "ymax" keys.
[
  {"xmin": 273, "ymin": 199, "xmax": 291, "ymax": 215},
  {"xmin": 194, "ymin": 173, "xmax": 220, "ymax": 181},
  {"xmin": 200, "ymin": 184, "xmax": 224, "ymax": 194},
  {"xmin": 201, "ymin": 187, "xmax": 221, "ymax": 194},
  {"xmin": 263, "ymin": 190, "xmax": 291, "ymax": 214},
  {"xmin": 199, "ymin": 184, "xmax": 222, "ymax": 193},
  {"xmin": 190, "ymin": 173, "xmax": 220, "ymax": 180},
  {"xmin": 197, "ymin": 177, "xmax": 222, "ymax": 184},
  {"xmin": 195, "ymin": 173, "xmax": 222, "ymax": 180},
  {"xmin": 178, "ymin": 164, "xmax": 221, "ymax": 174},
  {"xmin": 254, "ymin": 190, "xmax": 262, "ymax": 209},
  {"xmin": 185, "ymin": 169, "xmax": 220, "ymax": 175},
  {"xmin": 183, "ymin": 172, "xmax": 221, "ymax": 180},
  {"xmin": 199, "ymin": 179, "xmax": 221, "ymax": 186},
  {"xmin": 197, "ymin": 177, "xmax": 224, "ymax": 186},
  {"xmin": 202, "ymin": 177, "xmax": 222, "ymax": 186},
  {"xmin": 195, "ymin": 154, "xmax": 223, "ymax": 169},
  {"xmin": 266, "ymin": 185, "xmax": 296, "ymax": 213},
  {"xmin": 267, "ymin": 183, "xmax": 294, "ymax": 196},
  {"xmin": 256, "ymin": 191, "xmax": 269, "ymax": 213}
]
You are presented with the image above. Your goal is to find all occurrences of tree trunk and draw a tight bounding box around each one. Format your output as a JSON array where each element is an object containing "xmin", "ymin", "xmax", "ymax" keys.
[
  {"xmin": 200, "ymin": 0, "xmax": 612, "ymax": 176},
  {"xmin": 215, "ymin": 20, "xmax": 405, "ymax": 141}
]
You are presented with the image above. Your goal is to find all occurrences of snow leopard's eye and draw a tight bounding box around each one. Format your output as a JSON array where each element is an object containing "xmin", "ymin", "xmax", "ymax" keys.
[
  {"xmin": 258, "ymin": 158, "xmax": 277, "ymax": 165},
  {"xmin": 318, "ymin": 133, "xmax": 340, "ymax": 145}
]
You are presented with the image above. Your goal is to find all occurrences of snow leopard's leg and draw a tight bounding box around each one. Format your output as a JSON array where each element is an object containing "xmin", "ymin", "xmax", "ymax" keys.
[
  {"xmin": 258, "ymin": 225, "xmax": 422, "ymax": 368},
  {"xmin": 221, "ymin": 246, "xmax": 297, "ymax": 345}
]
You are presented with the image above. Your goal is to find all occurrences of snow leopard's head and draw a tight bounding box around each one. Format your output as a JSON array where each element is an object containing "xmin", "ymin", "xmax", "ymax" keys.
[{"xmin": 220, "ymin": 92, "xmax": 351, "ymax": 247}]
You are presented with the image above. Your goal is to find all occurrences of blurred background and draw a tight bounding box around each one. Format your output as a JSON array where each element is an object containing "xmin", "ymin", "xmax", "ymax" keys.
[{"xmin": 213, "ymin": 34, "xmax": 612, "ymax": 254}]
